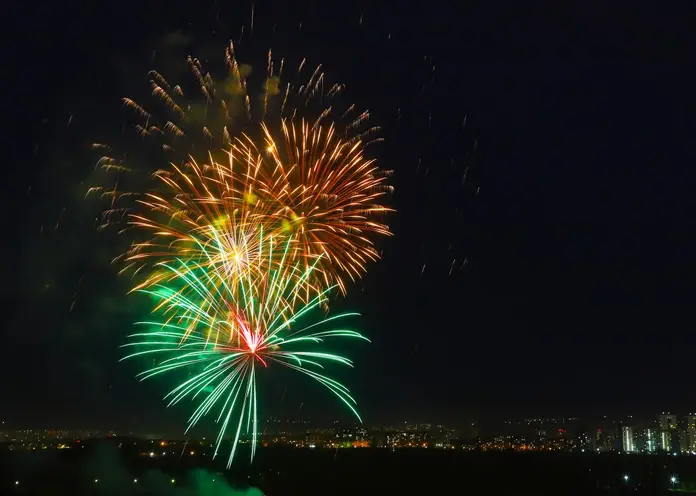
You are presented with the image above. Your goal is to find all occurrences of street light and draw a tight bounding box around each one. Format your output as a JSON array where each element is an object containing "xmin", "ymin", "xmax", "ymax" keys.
[
  {"xmin": 670, "ymin": 476, "xmax": 678, "ymax": 489},
  {"xmin": 623, "ymin": 475, "xmax": 629, "ymax": 482}
]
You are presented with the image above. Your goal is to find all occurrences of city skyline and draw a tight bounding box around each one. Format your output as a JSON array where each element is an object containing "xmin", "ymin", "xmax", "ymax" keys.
[
  {"xmin": 4, "ymin": 410, "xmax": 696, "ymax": 443},
  {"xmin": 3, "ymin": 411, "xmax": 696, "ymax": 453}
]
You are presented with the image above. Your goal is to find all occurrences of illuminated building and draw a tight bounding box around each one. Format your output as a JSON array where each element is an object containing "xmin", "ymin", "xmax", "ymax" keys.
[
  {"xmin": 687, "ymin": 415, "xmax": 696, "ymax": 451},
  {"xmin": 660, "ymin": 430, "xmax": 672, "ymax": 451},
  {"xmin": 658, "ymin": 413, "xmax": 679, "ymax": 452},
  {"xmin": 659, "ymin": 413, "xmax": 678, "ymax": 431},
  {"xmin": 622, "ymin": 426, "xmax": 635, "ymax": 453},
  {"xmin": 355, "ymin": 427, "xmax": 369, "ymax": 441},
  {"xmin": 595, "ymin": 420, "xmax": 620, "ymax": 452},
  {"xmin": 645, "ymin": 428, "xmax": 656, "ymax": 453}
]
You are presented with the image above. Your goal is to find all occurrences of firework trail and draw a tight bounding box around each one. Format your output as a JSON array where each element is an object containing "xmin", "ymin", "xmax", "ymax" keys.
[
  {"xmin": 90, "ymin": 42, "xmax": 393, "ymax": 294},
  {"xmin": 121, "ymin": 234, "xmax": 368, "ymax": 467}
]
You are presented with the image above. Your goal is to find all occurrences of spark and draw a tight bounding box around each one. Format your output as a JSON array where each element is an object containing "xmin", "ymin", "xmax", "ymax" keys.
[
  {"xmin": 250, "ymin": 3, "xmax": 254, "ymax": 36},
  {"xmin": 94, "ymin": 45, "xmax": 393, "ymax": 297},
  {"xmin": 121, "ymin": 236, "xmax": 368, "ymax": 467}
]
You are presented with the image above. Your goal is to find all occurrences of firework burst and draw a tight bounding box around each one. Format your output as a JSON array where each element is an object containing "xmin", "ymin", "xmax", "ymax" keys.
[
  {"xmin": 121, "ymin": 235, "xmax": 368, "ymax": 466},
  {"xmin": 122, "ymin": 149, "xmax": 277, "ymax": 301},
  {"xmin": 90, "ymin": 42, "xmax": 393, "ymax": 295},
  {"xmin": 241, "ymin": 119, "xmax": 392, "ymax": 293}
]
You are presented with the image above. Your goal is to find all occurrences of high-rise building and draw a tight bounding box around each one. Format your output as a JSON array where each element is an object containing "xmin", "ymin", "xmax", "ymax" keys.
[
  {"xmin": 658, "ymin": 413, "xmax": 679, "ymax": 452},
  {"xmin": 622, "ymin": 426, "xmax": 635, "ymax": 453},
  {"xmin": 645, "ymin": 428, "xmax": 657, "ymax": 453},
  {"xmin": 596, "ymin": 419, "xmax": 621, "ymax": 451},
  {"xmin": 687, "ymin": 415, "xmax": 696, "ymax": 452},
  {"xmin": 659, "ymin": 413, "xmax": 678, "ymax": 431},
  {"xmin": 660, "ymin": 430, "xmax": 672, "ymax": 451}
]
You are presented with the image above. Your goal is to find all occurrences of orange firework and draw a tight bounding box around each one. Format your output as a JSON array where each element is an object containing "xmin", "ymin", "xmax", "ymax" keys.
[
  {"xmin": 122, "ymin": 149, "xmax": 271, "ymax": 297},
  {"xmin": 90, "ymin": 42, "xmax": 393, "ymax": 295},
  {"xmin": 243, "ymin": 120, "xmax": 393, "ymax": 293}
]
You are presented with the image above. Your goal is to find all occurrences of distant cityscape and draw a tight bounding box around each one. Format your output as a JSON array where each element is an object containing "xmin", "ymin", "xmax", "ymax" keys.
[{"xmin": 1, "ymin": 412, "xmax": 695, "ymax": 455}]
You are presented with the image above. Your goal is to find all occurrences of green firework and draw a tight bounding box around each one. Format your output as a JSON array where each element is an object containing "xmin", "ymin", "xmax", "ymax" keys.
[{"xmin": 121, "ymin": 234, "xmax": 368, "ymax": 467}]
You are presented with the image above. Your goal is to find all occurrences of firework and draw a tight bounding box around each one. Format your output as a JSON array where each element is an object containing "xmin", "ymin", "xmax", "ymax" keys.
[
  {"xmin": 121, "ymin": 234, "xmax": 368, "ymax": 466},
  {"xmin": 122, "ymin": 149, "xmax": 281, "ymax": 302},
  {"xmin": 91, "ymin": 42, "xmax": 393, "ymax": 295},
  {"xmin": 238, "ymin": 119, "xmax": 392, "ymax": 294}
]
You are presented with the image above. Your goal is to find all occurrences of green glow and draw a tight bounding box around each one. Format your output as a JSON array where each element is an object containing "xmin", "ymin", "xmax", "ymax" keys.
[{"xmin": 121, "ymin": 234, "xmax": 368, "ymax": 467}]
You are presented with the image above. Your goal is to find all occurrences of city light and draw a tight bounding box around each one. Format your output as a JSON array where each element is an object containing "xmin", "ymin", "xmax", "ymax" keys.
[
  {"xmin": 1, "ymin": 412, "xmax": 695, "ymax": 462},
  {"xmin": 4, "ymin": 415, "xmax": 696, "ymax": 495}
]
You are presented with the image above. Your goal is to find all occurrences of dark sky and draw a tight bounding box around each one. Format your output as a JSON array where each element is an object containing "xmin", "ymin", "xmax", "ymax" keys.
[{"xmin": 2, "ymin": 1, "xmax": 694, "ymax": 432}]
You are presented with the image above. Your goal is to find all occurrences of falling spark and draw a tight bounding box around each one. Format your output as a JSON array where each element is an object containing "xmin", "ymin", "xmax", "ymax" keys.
[{"xmin": 122, "ymin": 237, "xmax": 368, "ymax": 467}]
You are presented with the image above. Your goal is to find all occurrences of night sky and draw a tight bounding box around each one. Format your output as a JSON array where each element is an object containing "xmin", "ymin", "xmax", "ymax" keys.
[{"xmin": 3, "ymin": 1, "xmax": 694, "ymax": 432}]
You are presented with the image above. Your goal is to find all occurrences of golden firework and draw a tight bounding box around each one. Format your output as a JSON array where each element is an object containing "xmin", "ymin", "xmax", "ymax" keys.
[
  {"xmin": 90, "ymin": 42, "xmax": 393, "ymax": 297},
  {"xmin": 243, "ymin": 120, "xmax": 393, "ymax": 293}
]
